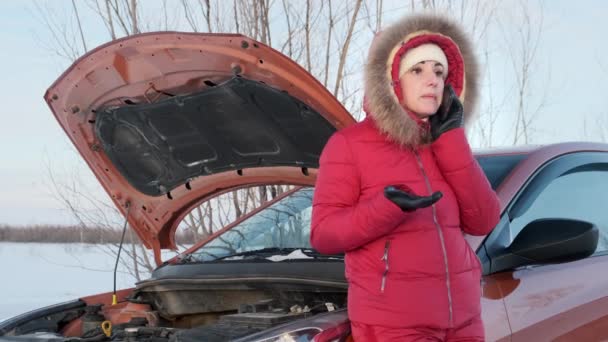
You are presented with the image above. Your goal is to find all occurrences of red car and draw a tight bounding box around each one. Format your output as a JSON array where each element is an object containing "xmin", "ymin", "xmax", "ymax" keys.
[{"xmin": 1, "ymin": 32, "xmax": 608, "ymax": 342}]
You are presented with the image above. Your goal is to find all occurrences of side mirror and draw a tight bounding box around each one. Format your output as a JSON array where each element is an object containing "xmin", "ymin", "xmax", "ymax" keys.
[{"xmin": 491, "ymin": 218, "xmax": 599, "ymax": 273}]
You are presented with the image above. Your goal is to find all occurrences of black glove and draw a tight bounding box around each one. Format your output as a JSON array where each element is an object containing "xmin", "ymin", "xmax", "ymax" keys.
[
  {"xmin": 384, "ymin": 186, "xmax": 443, "ymax": 212},
  {"xmin": 430, "ymin": 84, "xmax": 464, "ymax": 141}
]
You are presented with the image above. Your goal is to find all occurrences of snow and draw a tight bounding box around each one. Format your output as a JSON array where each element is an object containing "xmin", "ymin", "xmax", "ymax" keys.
[
  {"xmin": 0, "ymin": 243, "xmax": 149, "ymax": 322},
  {"xmin": 265, "ymin": 249, "xmax": 313, "ymax": 262},
  {"xmin": 223, "ymin": 255, "xmax": 245, "ymax": 261}
]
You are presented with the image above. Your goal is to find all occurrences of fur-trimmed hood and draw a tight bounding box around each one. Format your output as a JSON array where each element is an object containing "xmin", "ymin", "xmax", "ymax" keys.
[{"xmin": 364, "ymin": 14, "xmax": 479, "ymax": 148}]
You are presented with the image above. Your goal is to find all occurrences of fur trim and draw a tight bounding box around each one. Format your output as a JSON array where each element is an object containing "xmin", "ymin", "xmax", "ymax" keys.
[{"xmin": 364, "ymin": 14, "xmax": 479, "ymax": 148}]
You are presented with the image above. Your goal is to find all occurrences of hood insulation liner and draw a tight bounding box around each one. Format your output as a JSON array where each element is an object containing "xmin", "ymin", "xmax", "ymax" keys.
[{"xmin": 95, "ymin": 76, "xmax": 336, "ymax": 196}]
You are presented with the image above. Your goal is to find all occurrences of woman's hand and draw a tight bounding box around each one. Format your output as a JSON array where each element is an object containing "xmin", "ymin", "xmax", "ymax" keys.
[
  {"xmin": 430, "ymin": 85, "xmax": 464, "ymax": 141},
  {"xmin": 384, "ymin": 186, "xmax": 442, "ymax": 212}
]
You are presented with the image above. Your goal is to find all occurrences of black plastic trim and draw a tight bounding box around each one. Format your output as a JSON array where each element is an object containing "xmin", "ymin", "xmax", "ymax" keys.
[
  {"xmin": 141, "ymin": 260, "xmax": 346, "ymax": 288},
  {"xmin": 0, "ymin": 299, "xmax": 85, "ymax": 336}
]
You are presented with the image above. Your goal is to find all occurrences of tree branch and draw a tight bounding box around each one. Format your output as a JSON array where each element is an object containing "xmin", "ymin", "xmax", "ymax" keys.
[{"xmin": 334, "ymin": 0, "xmax": 362, "ymax": 96}]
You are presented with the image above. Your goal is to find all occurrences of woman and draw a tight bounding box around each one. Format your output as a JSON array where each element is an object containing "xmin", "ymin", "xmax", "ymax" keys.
[{"xmin": 310, "ymin": 14, "xmax": 500, "ymax": 341}]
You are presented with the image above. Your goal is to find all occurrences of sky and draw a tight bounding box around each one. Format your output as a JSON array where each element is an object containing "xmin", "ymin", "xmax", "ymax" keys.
[{"xmin": 0, "ymin": 0, "xmax": 607, "ymax": 226}]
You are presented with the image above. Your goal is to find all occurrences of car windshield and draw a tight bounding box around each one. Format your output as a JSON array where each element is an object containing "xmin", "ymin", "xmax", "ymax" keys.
[
  {"xmin": 185, "ymin": 154, "xmax": 527, "ymax": 261},
  {"xmin": 184, "ymin": 189, "xmax": 317, "ymax": 262}
]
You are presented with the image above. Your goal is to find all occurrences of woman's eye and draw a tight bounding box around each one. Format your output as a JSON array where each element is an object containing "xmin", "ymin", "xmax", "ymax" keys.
[
  {"xmin": 435, "ymin": 70, "xmax": 444, "ymax": 77},
  {"xmin": 411, "ymin": 67, "xmax": 422, "ymax": 74}
]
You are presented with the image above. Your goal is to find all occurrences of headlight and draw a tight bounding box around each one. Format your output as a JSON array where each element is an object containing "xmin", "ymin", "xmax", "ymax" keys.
[
  {"xmin": 233, "ymin": 309, "xmax": 351, "ymax": 342},
  {"xmin": 252, "ymin": 324, "xmax": 351, "ymax": 342}
]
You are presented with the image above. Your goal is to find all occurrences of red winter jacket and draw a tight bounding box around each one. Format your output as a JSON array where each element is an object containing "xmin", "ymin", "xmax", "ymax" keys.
[{"xmin": 310, "ymin": 117, "xmax": 500, "ymax": 328}]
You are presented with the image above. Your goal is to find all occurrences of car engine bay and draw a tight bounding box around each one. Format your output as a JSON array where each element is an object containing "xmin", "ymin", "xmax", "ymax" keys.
[{"xmin": 0, "ymin": 283, "xmax": 347, "ymax": 342}]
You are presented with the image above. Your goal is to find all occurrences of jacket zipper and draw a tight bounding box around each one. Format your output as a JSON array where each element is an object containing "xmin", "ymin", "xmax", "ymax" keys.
[
  {"xmin": 380, "ymin": 240, "xmax": 391, "ymax": 292},
  {"xmin": 414, "ymin": 151, "xmax": 454, "ymax": 327}
]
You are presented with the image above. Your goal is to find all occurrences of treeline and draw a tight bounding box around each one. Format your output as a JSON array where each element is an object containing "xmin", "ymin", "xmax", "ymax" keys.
[{"xmin": 0, "ymin": 225, "xmax": 197, "ymax": 244}]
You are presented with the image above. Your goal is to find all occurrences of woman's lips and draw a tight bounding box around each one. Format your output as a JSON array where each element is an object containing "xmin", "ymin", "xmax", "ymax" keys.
[{"xmin": 421, "ymin": 94, "xmax": 437, "ymax": 100}]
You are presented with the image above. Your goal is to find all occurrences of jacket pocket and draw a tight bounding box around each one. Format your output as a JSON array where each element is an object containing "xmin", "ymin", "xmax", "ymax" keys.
[{"xmin": 380, "ymin": 240, "xmax": 391, "ymax": 293}]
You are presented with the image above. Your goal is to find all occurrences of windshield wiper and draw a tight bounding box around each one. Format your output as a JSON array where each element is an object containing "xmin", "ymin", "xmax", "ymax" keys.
[
  {"xmin": 213, "ymin": 247, "xmax": 297, "ymax": 261},
  {"xmin": 213, "ymin": 247, "xmax": 343, "ymax": 261}
]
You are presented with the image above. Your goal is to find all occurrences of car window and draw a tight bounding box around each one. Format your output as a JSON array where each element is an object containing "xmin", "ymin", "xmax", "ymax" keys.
[
  {"xmin": 188, "ymin": 188, "xmax": 314, "ymax": 261},
  {"xmin": 476, "ymin": 154, "xmax": 528, "ymax": 190},
  {"xmin": 509, "ymin": 169, "xmax": 608, "ymax": 255}
]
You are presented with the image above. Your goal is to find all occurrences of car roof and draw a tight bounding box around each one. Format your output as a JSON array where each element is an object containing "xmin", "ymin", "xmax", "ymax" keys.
[{"xmin": 474, "ymin": 141, "xmax": 608, "ymax": 159}]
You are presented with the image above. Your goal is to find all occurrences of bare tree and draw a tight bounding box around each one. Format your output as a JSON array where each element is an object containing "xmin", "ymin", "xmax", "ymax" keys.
[
  {"xmin": 473, "ymin": 47, "xmax": 502, "ymax": 148},
  {"xmin": 497, "ymin": 0, "xmax": 548, "ymax": 145},
  {"xmin": 281, "ymin": 0, "xmax": 294, "ymax": 58},
  {"xmin": 375, "ymin": 0, "xmax": 383, "ymax": 33},
  {"xmin": 599, "ymin": 116, "xmax": 608, "ymax": 142},
  {"xmin": 32, "ymin": 1, "xmax": 85, "ymax": 61},
  {"xmin": 71, "ymin": 0, "xmax": 88, "ymax": 53},
  {"xmin": 583, "ymin": 114, "xmax": 608, "ymax": 143},
  {"xmin": 258, "ymin": 0, "xmax": 271, "ymax": 46},
  {"xmin": 129, "ymin": 0, "xmax": 138, "ymax": 33},
  {"xmin": 181, "ymin": 0, "xmax": 201, "ymax": 32},
  {"xmin": 322, "ymin": 0, "xmax": 334, "ymax": 87},
  {"xmin": 334, "ymin": 0, "xmax": 363, "ymax": 97},
  {"xmin": 202, "ymin": 0, "xmax": 212, "ymax": 33},
  {"xmin": 456, "ymin": 0, "xmax": 498, "ymax": 42},
  {"xmin": 44, "ymin": 158, "xmax": 157, "ymax": 281},
  {"xmin": 361, "ymin": 0, "xmax": 383, "ymax": 35},
  {"xmin": 595, "ymin": 56, "xmax": 608, "ymax": 142},
  {"xmin": 304, "ymin": 0, "xmax": 312, "ymax": 71}
]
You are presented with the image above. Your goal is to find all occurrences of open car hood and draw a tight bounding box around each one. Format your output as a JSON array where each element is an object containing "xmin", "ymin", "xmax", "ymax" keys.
[{"xmin": 44, "ymin": 32, "xmax": 355, "ymax": 262}]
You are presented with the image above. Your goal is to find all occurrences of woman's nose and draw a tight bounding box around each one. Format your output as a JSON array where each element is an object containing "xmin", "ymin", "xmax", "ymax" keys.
[{"xmin": 426, "ymin": 72, "xmax": 439, "ymax": 86}]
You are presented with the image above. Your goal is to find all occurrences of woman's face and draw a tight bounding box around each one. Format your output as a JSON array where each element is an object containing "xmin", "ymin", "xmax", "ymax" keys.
[{"xmin": 399, "ymin": 61, "xmax": 445, "ymax": 120}]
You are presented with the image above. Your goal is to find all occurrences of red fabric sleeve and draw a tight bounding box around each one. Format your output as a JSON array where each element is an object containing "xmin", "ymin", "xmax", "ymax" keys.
[
  {"xmin": 431, "ymin": 128, "xmax": 501, "ymax": 236},
  {"xmin": 310, "ymin": 132, "xmax": 408, "ymax": 254}
]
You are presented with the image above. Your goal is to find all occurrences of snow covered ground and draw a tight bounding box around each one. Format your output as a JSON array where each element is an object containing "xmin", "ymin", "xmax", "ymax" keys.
[{"xmin": 0, "ymin": 242, "xmax": 173, "ymax": 322}]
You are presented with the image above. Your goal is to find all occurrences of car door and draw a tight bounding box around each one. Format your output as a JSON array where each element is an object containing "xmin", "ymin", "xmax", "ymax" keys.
[{"xmin": 483, "ymin": 152, "xmax": 608, "ymax": 341}]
